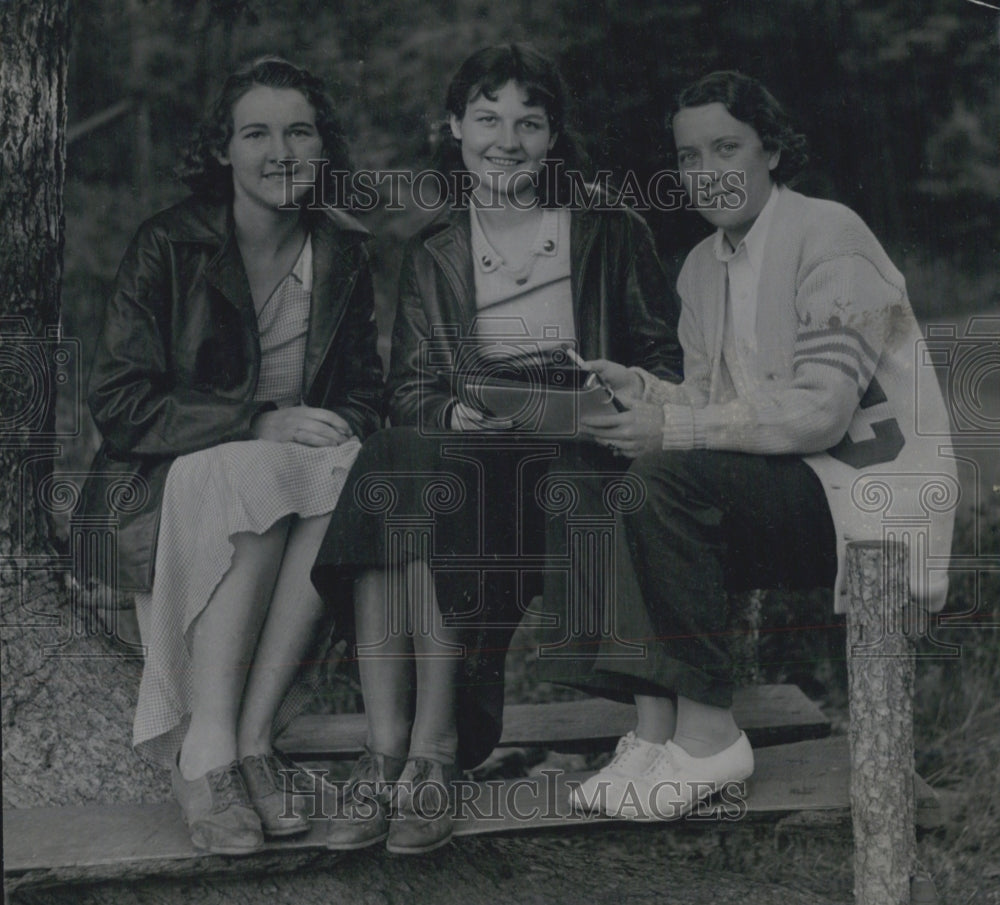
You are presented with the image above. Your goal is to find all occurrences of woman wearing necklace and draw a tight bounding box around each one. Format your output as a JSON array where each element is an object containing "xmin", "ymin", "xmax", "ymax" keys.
[{"xmin": 311, "ymin": 43, "xmax": 681, "ymax": 854}]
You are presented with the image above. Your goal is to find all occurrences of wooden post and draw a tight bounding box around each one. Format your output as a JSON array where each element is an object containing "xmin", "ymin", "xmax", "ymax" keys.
[{"xmin": 845, "ymin": 540, "xmax": 915, "ymax": 905}]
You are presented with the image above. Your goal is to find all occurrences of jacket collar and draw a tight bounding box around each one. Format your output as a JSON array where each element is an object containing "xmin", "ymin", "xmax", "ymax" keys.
[
  {"xmin": 166, "ymin": 197, "xmax": 370, "ymax": 393},
  {"xmin": 303, "ymin": 211, "xmax": 369, "ymax": 390},
  {"xmin": 420, "ymin": 203, "xmax": 603, "ymax": 333},
  {"xmin": 162, "ymin": 196, "xmax": 371, "ymax": 245},
  {"xmin": 169, "ymin": 198, "xmax": 371, "ymax": 312}
]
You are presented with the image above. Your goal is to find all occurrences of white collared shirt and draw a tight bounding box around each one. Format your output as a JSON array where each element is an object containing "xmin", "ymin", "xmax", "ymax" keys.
[
  {"xmin": 254, "ymin": 235, "xmax": 312, "ymax": 407},
  {"xmin": 291, "ymin": 232, "xmax": 313, "ymax": 293},
  {"xmin": 712, "ymin": 184, "xmax": 779, "ymax": 360},
  {"xmin": 709, "ymin": 185, "xmax": 780, "ymax": 403}
]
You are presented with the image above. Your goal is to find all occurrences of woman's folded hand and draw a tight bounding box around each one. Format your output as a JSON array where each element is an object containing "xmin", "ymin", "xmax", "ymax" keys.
[{"xmin": 251, "ymin": 406, "xmax": 354, "ymax": 446}]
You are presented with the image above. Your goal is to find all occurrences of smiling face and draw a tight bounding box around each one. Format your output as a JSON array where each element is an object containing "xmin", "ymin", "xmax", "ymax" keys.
[
  {"xmin": 672, "ymin": 101, "xmax": 779, "ymax": 246},
  {"xmin": 216, "ymin": 84, "xmax": 325, "ymax": 211},
  {"xmin": 449, "ymin": 79, "xmax": 556, "ymax": 206}
]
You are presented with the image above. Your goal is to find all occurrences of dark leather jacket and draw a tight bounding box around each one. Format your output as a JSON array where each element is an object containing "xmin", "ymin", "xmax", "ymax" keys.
[
  {"xmin": 387, "ymin": 202, "xmax": 682, "ymax": 427},
  {"xmin": 80, "ymin": 197, "xmax": 384, "ymax": 591}
]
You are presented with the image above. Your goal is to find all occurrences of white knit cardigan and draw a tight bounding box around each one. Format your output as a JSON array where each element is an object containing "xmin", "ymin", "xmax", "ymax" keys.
[{"xmin": 637, "ymin": 187, "xmax": 957, "ymax": 612}]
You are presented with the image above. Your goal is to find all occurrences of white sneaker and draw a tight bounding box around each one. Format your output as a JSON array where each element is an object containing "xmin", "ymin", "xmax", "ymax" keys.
[
  {"xmin": 606, "ymin": 731, "xmax": 754, "ymax": 821},
  {"xmin": 568, "ymin": 732, "xmax": 661, "ymax": 814}
]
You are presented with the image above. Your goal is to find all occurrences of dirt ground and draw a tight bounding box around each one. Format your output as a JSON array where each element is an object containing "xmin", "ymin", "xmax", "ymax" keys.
[{"xmin": 13, "ymin": 828, "xmax": 851, "ymax": 905}]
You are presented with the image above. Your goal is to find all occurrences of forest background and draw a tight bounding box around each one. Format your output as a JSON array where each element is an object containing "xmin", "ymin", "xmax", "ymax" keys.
[
  {"xmin": 47, "ymin": 0, "xmax": 1000, "ymax": 901},
  {"xmin": 63, "ymin": 0, "xmax": 1000, "ymax": 389}
]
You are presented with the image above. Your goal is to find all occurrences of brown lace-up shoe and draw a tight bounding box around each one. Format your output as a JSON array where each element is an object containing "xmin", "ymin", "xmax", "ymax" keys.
[
  {"xmin": 386, "ymin": 757, "xmax": 458, "ymax": 855},
  {"xmin": 239, "ymin": 752, "xmax": 311, "ymax": 837},
  {"xmin": 326, "ymin": 748, "xmax": 406, "ymax": 851},
  {"xmin": 171, "ymin": 757, "xmax": 264, "ymax": 854}
]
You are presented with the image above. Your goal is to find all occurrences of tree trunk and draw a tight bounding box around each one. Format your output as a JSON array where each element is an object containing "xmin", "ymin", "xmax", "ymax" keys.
[
  {"xmin": 1, "ymin": 0, "xmax": 168, "ymax": 810},
  {"xmin": 0, "ymin": 0, "xmax": 70, "ymax": 557}
]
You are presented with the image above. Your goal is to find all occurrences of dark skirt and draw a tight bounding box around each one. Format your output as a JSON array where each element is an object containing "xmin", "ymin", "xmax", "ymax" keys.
[{"xmin": 311, "ymin": 426, "xmax": 625, "ymax": 768}]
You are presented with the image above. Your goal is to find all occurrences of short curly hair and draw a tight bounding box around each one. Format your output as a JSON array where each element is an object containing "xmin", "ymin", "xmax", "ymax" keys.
[
  {"xmin": 178, "ymin": 56, "xmax": 351, "ymax": 203},
  {"xmin": 667, "ymin": 71, "xmax": 808, "ymax": 185},
  {"xmin": 433, "ymin": 43, "xmax": 592, "ymax": 206}
]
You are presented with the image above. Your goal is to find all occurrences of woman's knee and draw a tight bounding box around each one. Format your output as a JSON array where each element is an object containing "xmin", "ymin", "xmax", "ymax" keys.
[
  {"xmin": 285, "ymin": 510, "xmax": 333, "ymax": 548},
  {"xmin": 620, "ymin": 450, "xmax": 716, "ymax": 538},
  {"xmin": 230, "ymin": 515, "xmax": 291, "ymax": 560},
  {"xmin": 627, "ymin": 448, "xmax": 703, "ymax": 492}
]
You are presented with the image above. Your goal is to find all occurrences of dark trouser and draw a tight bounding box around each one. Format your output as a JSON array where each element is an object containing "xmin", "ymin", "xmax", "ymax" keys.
[{"xmin": 536, "ymin": 449, "xmax": 837, "ymax": 708}]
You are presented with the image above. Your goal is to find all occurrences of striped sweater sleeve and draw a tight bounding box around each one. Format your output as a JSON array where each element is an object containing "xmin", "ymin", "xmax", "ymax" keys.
[{"xmin": 659, "ymin": 252, "xmax": 901, "ymax": 454}]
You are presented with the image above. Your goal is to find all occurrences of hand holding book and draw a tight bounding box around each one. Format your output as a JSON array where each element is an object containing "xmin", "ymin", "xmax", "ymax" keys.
[
  {"xmin": 574, "ymin": 356, "xmax": 667, "ymax": 457},
  {"xmin": 447, "ymin": 345, "xmax": 628, "ymax": 436},
  {"xmin": 569, "ymin": 355, "xmax": 644, "ymax": 405}
]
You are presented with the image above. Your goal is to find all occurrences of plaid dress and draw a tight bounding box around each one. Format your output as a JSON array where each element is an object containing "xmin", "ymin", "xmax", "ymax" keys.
[{"xmin": 133, "ymin": 237, "xmax": 361, "ymax": 766}]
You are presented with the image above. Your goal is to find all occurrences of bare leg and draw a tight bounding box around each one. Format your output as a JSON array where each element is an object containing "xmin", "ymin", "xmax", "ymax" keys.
[
  {"xmin": 355, "ymin": 567, "xmax": 413, "ymax": 759},
  {"xmin": 634, "ymin": 694, "xmax": 677, "ymax": 745},
  {"xmin": 406, "ymin": 559, "xmax": 462, "ymax": 764},
  {"xmin": 672, "ymin": 695, "xmax": 741, "ymax": 757},
  {"xmin": 237, "ymin": 512, "xmax": 333, "ymax": 758},
  {"xmin": 179, "ymin": 517, "xmax": 290, "ymax": 779}
]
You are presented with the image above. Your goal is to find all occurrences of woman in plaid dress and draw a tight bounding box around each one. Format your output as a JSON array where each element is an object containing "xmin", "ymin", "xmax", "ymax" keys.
[{"xmin": 82, "ymin": 57, "xmax": 383, "ymax": 854}]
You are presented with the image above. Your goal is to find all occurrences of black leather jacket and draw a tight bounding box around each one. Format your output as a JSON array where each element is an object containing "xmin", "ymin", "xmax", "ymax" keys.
[
  {"xmin": 80, "ymin": 197, "xmax": 384, "ymax": 591},
  {"xmin": 387, "ymin": 202, "xmax": 682, "ymax": 428}
]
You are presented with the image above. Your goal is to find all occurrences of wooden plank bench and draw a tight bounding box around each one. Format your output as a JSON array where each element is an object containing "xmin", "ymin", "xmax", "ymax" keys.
[
  {"xmin": 3, "ymin": 736, "xmax": 941, "ymax": 893},
  {"xmin": 3, "ymin": 541, "xmax": 939, "ymax": 903},
  {"xmin": 275, "ymin": 684, "xmax": 832, "ymax": 759}
]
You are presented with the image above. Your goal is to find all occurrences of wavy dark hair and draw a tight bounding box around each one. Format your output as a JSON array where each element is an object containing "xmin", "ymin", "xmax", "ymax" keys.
[
  {"xmin": 433, "ymin": 43, "xmax": 592, "ymax": 206},
  {"xmin": 667, "ymin": 71, "xmax": 808, "ymax": 185},
  {"xmin": 178, "ymin": 55, "xmax": 351, "ymax": 204}
]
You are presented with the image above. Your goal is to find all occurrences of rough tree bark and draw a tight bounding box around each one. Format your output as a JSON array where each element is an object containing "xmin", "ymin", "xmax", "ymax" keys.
[
  {"xmin": 846, "ymin": 540, "xmax": 916, "ymax": 905},
  {"xmin": 1, "ymin": 1, "xmax": 68, "ymax": 548},
  {"xmin": 1, "ymin": 0, "xmax": 168, "ymax": 810}
]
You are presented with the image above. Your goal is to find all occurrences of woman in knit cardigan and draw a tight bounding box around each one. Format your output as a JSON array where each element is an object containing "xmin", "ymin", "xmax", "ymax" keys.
[{"xmin": 559, "ymin": 70, "xmax": 957, "ymax": 821}]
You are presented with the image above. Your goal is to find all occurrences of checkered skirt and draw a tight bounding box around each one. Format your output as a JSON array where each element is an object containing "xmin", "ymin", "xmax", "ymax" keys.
[
  {"xmin": 131, "ymin": 250, "xmax": 362, "ymax": 767},
  {"xmin": 131, "ymin": 438, "xmax": 360, "ymax": 766}
]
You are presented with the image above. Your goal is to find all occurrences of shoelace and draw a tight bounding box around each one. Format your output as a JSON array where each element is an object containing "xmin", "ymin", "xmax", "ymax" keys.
[
  {"xmin": 345, "ymin": 751, "xmax": 393, "ymax": 809},
  {"xmin": 407, "ymin": 758, "xmax": 437, "ymax": 785},
  {"xmin": 606, "ymin": 732, "xmax": 650, "ymax": 772},
  {"xmin": 642, "ymin": 745, "xmax": 676, "ymax": 778},
  {"xmin": 269, "ymin": 752, "xmax": 309, "ymax": 793},
  {"xmin": 243, "ymin": 756, "xmax": 275, "ymax": 793},
  {"xmin": 351, "ymin": 751, "xmax": 382, "ymax": 786},
  {"xmin": 396, "ymin": 759, "xmax": 452, "ymax": 815},
  {"xmin": 610, "ymin": 732, "xmax": 638, "ymax": 760},
  {"xmin": 209, "ymin": 765, "xmax": 251, "ymax": 812}
]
